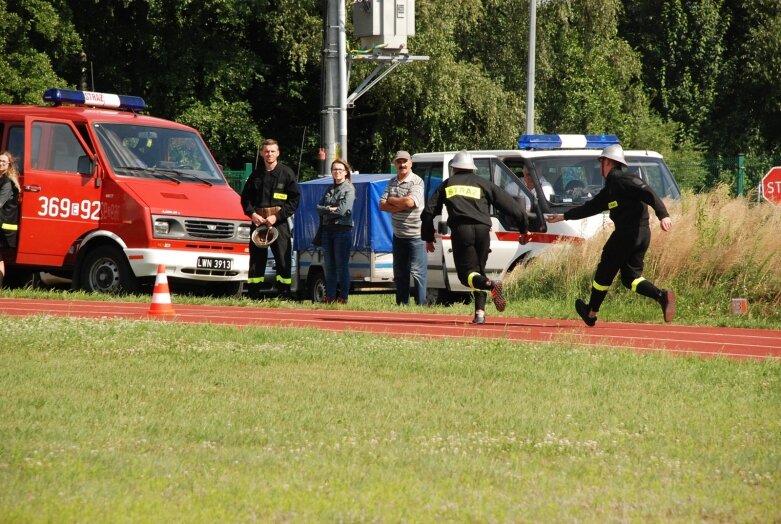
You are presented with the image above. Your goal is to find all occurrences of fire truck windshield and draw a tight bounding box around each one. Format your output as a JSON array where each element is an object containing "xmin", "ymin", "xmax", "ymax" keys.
[{"xmin": 93, "ymin": 122, "xmax": 225, "ymax": 185}]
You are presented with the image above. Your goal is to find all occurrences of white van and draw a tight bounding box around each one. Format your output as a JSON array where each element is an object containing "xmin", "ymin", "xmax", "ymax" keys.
[{"xmin": 412, "ymin": 134, "xmax": 681, "ymax": 304}]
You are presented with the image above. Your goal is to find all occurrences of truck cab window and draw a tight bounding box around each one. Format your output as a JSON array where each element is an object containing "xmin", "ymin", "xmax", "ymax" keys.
[
  {"xmin": 32, "ymin": 122, "xmax": 87, "ymax": 174},
  {"xmin": 7, "ymin": 126, "xmax": 24, "ymax": 174}
]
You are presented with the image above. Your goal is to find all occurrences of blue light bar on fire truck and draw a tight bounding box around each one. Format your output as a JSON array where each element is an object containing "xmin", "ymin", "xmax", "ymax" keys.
[
  {"xmin": 43, "ymin": 88, "xmax": 146, "ymax": 111},
  {"xmin": 518, "ymin": 134, "xmax": 620, "ymax": 150}
]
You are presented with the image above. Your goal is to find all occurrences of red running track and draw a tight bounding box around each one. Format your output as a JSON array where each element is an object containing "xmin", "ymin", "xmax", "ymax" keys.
[{"xmin": 1, "ymin": 298, "xmax": 779, "ymax": 360}]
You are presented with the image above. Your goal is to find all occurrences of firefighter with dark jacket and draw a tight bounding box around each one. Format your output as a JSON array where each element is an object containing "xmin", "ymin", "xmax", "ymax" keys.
[
  {"xmin": 546, "ymin": 143, "xmax": 675, "ymax": 326},
  {"xmin": 240, "ymin": 139, "xmax": 300, "ymax": 299},
  {"xmin": 422, "ymin": 151, "xmax": 530, "ymax": 324}
]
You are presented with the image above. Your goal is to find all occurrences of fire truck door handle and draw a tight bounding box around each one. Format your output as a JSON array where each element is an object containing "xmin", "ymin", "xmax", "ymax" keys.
[{"xmin": 24, "ymin": 185, "xmax": 41, "ymax": 192}]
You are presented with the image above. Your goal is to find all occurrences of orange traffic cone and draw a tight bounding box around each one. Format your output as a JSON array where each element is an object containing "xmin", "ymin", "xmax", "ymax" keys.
[{"xmin": 148, "ymin": 264, "xmax": 176, "ymax": 316}]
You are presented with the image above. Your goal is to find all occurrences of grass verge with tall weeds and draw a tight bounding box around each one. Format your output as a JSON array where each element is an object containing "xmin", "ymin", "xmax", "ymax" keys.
[{"xmin": 506, "ymin": 186, "xmax": 781, "ymax": 326}]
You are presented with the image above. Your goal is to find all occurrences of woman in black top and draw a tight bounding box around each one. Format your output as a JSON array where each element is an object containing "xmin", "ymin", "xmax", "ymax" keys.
[{"xmin": 0, "ymin": 151, "xmax": 20, "ymax": 288}]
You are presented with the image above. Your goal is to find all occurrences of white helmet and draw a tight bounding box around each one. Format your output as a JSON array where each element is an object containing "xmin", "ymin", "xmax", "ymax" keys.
[
  {"xmin": 449, "ymin": 150, "xmax": 477, "ymax": 172},
  {"xmin": 599, "ymin": 144, "xmax": 627, "ymax": 167}
]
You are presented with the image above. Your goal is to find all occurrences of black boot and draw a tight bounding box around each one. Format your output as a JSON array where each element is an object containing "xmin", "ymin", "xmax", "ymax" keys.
[
  {"xmin": 246, "ymin": 283, "xmax": 261, "ymax": 299},
  {"xmin": 575, "ymin": 298, "xmax": 597, "ymax": 327},
  {"xmin": 277, "ymin": 284, "xmax": 293, "ymax": 300}
]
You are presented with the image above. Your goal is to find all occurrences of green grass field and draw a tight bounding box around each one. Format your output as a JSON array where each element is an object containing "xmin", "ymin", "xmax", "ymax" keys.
[
  {"xmin": 2, "ymin": 190, "xmax": 780, "ymax": 521},
  {"xmin": 1, "ymin": 311, "xmax": 779, "ymax": 522}
]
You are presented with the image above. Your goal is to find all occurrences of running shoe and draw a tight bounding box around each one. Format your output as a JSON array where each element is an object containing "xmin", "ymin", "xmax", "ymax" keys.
[
  {"xmin": 491, "ymin": 281, "xmax": 506, "ymax": 312},
  {"xmin": 472, "ymin": 314, "xmax": 486, "ymax": 325}
]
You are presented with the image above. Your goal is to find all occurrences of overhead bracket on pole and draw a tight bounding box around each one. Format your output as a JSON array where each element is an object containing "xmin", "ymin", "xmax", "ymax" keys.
[{"xmin": 346, "ymin": 52, "xmax": 429, "ymax": 108}]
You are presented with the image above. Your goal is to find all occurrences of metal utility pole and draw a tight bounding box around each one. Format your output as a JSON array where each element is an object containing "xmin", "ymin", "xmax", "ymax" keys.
[
  {"xmin": 320, "ymin": 0, "xmax": 344, "ymax": 172},
  {"xmin": 526, "ymin": 0, "xmax": 536, "ymax": 135},
  {"xmin": 320, "ymin": 0, "xmax": 427, "ymax": 176}
]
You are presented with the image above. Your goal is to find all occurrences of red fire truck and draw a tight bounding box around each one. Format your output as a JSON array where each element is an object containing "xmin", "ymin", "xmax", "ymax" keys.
[{"xmin": 0, "ymin": 88, "xmax": 250, "ymax": 294}]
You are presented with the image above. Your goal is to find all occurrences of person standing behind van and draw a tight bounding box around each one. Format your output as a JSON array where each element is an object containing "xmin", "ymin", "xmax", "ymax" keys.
[
  {"xmin": 380, "ymin": 150, "xmax": 427, "ymax": 306},
  {"xmin": 317, "ymin": 159, "xmax": 356, "ymax": 304},
  {"xmin": 546, "ymin": 143, "xmax": 675, "ymax": 326},
  {"xmin": 241, "ymin": 139, "xmax": 300, "ymax": 299},
  {"xmin": 422, "ymin": 151, "xmax": 530, "ymax": 324},
  {"xmin": 0, "ymin": 152, "xmax": 20, "ymax": 288}
]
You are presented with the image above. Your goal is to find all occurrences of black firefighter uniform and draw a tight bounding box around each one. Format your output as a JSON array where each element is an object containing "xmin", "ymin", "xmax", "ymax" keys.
[{"xmin": 240, "ymin": 163, "xmax": 300, "ymax": 296}]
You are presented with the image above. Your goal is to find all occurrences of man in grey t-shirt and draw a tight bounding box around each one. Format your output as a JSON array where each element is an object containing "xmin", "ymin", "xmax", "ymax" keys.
[{"xmin": 380, "ymin": 150, "xmax": 427, "ymax": 305}]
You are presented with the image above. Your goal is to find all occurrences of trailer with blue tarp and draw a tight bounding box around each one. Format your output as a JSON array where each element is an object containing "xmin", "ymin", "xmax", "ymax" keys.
[{"xmin": 293, "ymin": 173, "xmax": 396, "ymax": 301}]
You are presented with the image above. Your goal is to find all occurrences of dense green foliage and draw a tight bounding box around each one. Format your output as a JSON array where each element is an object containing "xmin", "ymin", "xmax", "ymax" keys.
[{"xmin": 1, "ymin": 0, "xmax": 779, "ymax": 177}]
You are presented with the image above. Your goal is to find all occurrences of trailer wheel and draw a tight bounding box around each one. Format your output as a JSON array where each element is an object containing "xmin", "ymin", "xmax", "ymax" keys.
[
  {"xmin": 80, "ymin": 245, "xmax": 139, "ymax": 294},
  {"xmin": 307, "ymin": 269, "xmax": 326, "ymax": 303}
]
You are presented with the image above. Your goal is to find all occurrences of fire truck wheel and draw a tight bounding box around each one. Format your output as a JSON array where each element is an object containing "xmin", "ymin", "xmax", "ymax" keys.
[
  {"xmin": 210, "ymin": 281, "xmax": 244, "ymax": 298},
  {"xmin": 80, "ymin": 245, "xmax": 139, "ymax": 294}
]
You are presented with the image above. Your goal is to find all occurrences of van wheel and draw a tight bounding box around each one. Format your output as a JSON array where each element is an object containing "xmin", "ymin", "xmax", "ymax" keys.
[
  {"xmin": 307, "ymin": 269, "xmax": 326, "ymax": 303},
  {"xmin": 80, "ymin": 245, "xmax": 139, "ymax": 294}
]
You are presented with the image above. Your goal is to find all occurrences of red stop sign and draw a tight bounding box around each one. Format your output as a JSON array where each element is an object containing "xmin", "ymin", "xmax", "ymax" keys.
[{"xmin": 762, "ymin": 167, "xmax": 781, "ymax": 206}]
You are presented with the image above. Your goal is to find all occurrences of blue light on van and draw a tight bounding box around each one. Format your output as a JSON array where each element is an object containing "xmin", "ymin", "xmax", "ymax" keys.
[
  {"xmin": 518, "ymin": 134, "xmax": 620, "ymax": 150},
  {"xmin": 43, "ymin": 88, "xmax": 146, "ymax": 111}
]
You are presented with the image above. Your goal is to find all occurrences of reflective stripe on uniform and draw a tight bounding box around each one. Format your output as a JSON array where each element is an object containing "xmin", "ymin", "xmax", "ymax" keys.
[
  {"xmin": 445, "ymin": 185, "xmax": 481, "ymax": 200},
  {"xmin": 1, "ymin": 223, "xmax": 18, "ymax": 231},
  {"xmin": 276, "ymin": 275, "xmax": 292, "ymax": 285},
  {"xmin": 273, "ymin": 192, "xmax": 288, "ymax": 200},
  {"xmin": 467, "ymin": 272, "xmax": 481, "ymax": 290},
  {"xmin": 247, "ymin": 276, "xmax": 264, "ymax": 284},
  {"xmin": 592, "ymin": 280, "xmax": 610, "ymax": 291},
  {"xmin": 631, "ymin": 277, "xmax": 646, "ymax": 292}
]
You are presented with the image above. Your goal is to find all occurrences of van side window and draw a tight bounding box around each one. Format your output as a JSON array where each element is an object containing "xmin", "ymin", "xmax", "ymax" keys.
[
  {"xmin": 32, "ymin": 122, "xmax": 88, "ymax": 173},
  {"xmin": 474, "ymin": 159, "xmax": 492, "ymax": 183},
  {"xmin": 627, "ymin": 160, "xmax": 680, "ymax": 199},
  {"xmin": 491, "ymin": 160, "xmax": 533, "ymax": 220},
  {"xmin": 415, "ymin": 162, "xmax": 443, "ymax": 202},
  {"xmin": 7, "ymin": 125, "xmax": 24, "ymax": 174}
]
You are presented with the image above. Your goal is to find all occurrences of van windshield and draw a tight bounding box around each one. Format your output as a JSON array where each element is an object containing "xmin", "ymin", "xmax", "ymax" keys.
[
  {"xmin": 503, "ymin": 155, "xmax": 680, "ymax": 206},
  {"xmin": 93, "ymin": 123, "xmax": 226, "ymax": 185}
]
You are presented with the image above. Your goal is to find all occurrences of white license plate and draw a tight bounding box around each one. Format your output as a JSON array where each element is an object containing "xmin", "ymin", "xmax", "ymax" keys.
[{"xmin": 197, "ymin": 257, "xmax": 232, "ymax": 270}]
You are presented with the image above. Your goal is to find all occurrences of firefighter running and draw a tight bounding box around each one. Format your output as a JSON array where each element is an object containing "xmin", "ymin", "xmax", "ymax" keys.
[
  {"xmin": 546, "ymin": 143, "xmax": 675, "ymax": 326},
  {"xmin": 240, "ymin": 139, "xmax": 300, "ymax": 299},
  {"xmin": 422, "ymin": 151, "xmax": 530, "ymax": 324}
]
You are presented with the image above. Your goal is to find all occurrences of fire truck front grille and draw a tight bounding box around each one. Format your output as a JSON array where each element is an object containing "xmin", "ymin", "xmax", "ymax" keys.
[{"xmin": 184, "ymin": 220, "xmax": 235, "ymax": 239}]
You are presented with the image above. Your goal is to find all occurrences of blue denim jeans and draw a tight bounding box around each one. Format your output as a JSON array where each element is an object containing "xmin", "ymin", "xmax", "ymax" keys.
[
  {"xmin": 392, "ymin": 236, "xmax": 427, "ymax": 305},
  {"xmin": 322, "ymin": 228, "xmax": 353, "ymax": 301}
]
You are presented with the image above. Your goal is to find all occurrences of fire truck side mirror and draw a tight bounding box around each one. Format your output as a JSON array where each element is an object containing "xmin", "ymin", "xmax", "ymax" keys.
[
  {"xmin": 77, "ymin": 155, "xmax": 100, "ymax": 187},
  {"xmin": 77, "ymin": 155, "xmax": 94, "ymax": 176}
]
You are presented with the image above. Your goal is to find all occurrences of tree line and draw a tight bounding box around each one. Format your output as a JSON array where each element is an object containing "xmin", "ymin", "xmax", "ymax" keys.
[{"xmin": 1, "ymin": 0, "xmax": 778, "ymax": 186}]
